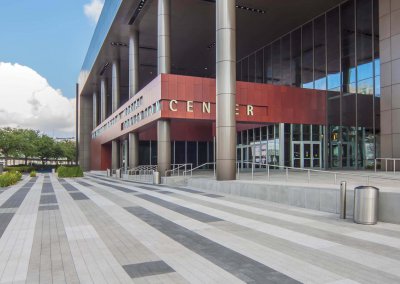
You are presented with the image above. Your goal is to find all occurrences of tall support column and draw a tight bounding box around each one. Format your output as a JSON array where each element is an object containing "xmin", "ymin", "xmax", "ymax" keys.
[
  {"xmin": 157, "ymin": 0, "xmax": 171, "ymax": 175},
  {"xmin": 111, "ymin": 59, "xmax": 120, "ymax": 113},
  {"xmin": 92, "ymin": 91, "xmax": 98, "ymax": 129},
  {"xmin": 129, "ymin": 29, "xmax": 139, "ymax": 99},
  {"xmin": 78, "ymin": 95, "xmax": 93, "ymax": 171},
  {"xmin": 129, "ymin": 132, "xmax": 139, "ymax": 168},
  {"xmin": 279, "ymin": 123, "xmax": 285, "ymax": 167},
  {"xmin": 157, "ymin": 120, "xmax": 171, "ymax": 176},
  {"xmin": 216, "ymin": 0, "xmax": 236, "ymax": 180},
  {"xmin": 157, "ymin": 0, "xmax": 171, "ymax": 74},
  {"xmin": 111, "ymin": 140, "xmax": 120, "ymax": 170},
  {"xmin": 379, "ymin": 0, "xmax": 400, "ymax": 170},
  {"xmin": 100, "ymin": 78, "xmax": 107, "ymax": 122}
]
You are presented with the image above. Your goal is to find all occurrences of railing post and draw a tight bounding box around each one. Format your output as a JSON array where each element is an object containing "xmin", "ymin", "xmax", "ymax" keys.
[
  {"xmin": 308, "ymin": 169, "xmax": 311, "ymax": 183},
  {"xmin": 374, "ymin": 159, "xmax": 377, "ymax": 172},
  {"xmin": 267, "ymin": 165, "xmax": 270, "ymax": 181},
  {"xmin": 285, "ymin": 168, "xmax": 288, "ymax": 181},
  {"xmin": 394, "ymin": 160, "xmax": 396, "ymax": 174},
  {"xmin": 334, "ymin": 173, "xmax": 337, "ymax": 184},
  {"xmin": 252, "ymin": 163, "xmax": 254, "ymax": 180},
  {"xmin": 340, "ymin": 181, "xmax": 347, "ymax": 219}
]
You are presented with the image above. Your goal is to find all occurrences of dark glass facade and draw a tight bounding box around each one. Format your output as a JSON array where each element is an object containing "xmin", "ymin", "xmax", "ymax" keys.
[{"xmin": 236, "ymin": 0, "xmax": 380, "ymax": 169}]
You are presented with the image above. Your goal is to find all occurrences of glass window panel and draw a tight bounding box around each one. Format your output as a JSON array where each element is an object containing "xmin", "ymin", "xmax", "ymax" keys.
[
  {"xmin": 255, "ymin": 128, "xmax": 260, "ymax": 140},
  {"xmin": 264, "ymin": 46, "xmax": 272, "ymax": 84},
  {"xmin": 312, "ymin": 125, "xmax": 320, "ymax": 141},
  {"xmin": 281, "ymin": 34, "xmax": 291, "ymax": 85},
  {"xmin": 327, "ymin": 8, "xmax": 341, "ymax": 90},
  {"xmin": 341, "ymin": 0, "xmax": 356, "ymax": 86},
  {"xmin": 291, "ymin": 29, "xmax": 302, "ymax": 87},
  {"xmin": 358, "ymin": 78, "xmax": 374, "ymax": 95},
  {"xmin": 293, "ymin": 124, "xmax": 301, "ymax": 141},
  {"xmin": 303, "ymin": 124, "xmax": 311, "ymax": 141},
  {"xmin": 256, "ymin": 50, "xmax": 263, "ymax": 83},
  {"xmin": 249, "ymin": 54, "xmax": 256, "ymax": 82},
  {"xmin": 314, "ymin": 15, "xmax": 326, "ymax": 90},
  {"xmin": 187, "ymin": 142, "xmax": 196, "ymax": 165},
  {"xmin": 242, "ymin": 57, "xmax": 249, "ymax": 82},
  {"xmin": 302, "ymin": 22, "xmax": 314, "ymax": 89},
  {"xmin": 236, "ymin": 61, "xmax": 242, "ymax": 81},
  {"xmin": 248, "ymin": 129, "xmax": 254, "ymax": 143},
  {"xmin": 357, "ymin": 0, "xmax": 373, "ymax": 81},
  {"xmin": 261, "ymin": 126, "xmax": 267, "ymax": 140},
  {"xmin": 272, "ymin": 40, "xmax": 281, "ymax": 85}
]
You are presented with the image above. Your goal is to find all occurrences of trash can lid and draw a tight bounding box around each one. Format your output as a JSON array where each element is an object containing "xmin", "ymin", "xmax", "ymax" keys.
[{"xmin": 354, "ymin": 185, "xmax": 379, "ymax": 191}]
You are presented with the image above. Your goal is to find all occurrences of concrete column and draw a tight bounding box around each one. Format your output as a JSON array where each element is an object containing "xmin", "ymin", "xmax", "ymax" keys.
[
  {"xmin": 111, "ymin": 59, "xmax": 120, "ymax": 113},
  {"xmin": 379, "ymin": 0, "xmax": 400, "ymax": 169},
  {"xmin": 100, "ymin": 78, "xmax": 107, "ymax": 122},
  {"xmin": 157, "ymin": 120, "xmax": 171, "ymax": 176},
  {"xmin": 111, "ymin": 140, "xmax": 120, "ymax": 170},
  {"xmin": 78, "ymin": 95, "xmax": 93, "ymax": 171},
  {"xmin": 216, "ymin": 0, "xmax": 236, "ymax": 180},
  {"xmin": 129, "ymin": 29, "xmax": 139, "ymax": 99},
  {"xmin": 92, "ymin": 91, "xmax": 98, "ymax": 129},
  {"xmin": 129, "ymin": 132, "xmax": 139, "ymax": 168},
  {"xmin": 157, "ymin": 0, "xmax": 171, "ymax": 74},
  {"xmin": 279, "ymin": 123, "xmax": 285, "ymax": 167}
]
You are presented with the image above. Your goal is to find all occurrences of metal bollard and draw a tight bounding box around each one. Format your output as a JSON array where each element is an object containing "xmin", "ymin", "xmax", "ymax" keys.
[
  {"xmin": 340, "ymin": 181, "xmax": 347, "ymax": 219},
  {"xmin": 0, "ymin": 163, "xmax": 3, "ymax": 175}
]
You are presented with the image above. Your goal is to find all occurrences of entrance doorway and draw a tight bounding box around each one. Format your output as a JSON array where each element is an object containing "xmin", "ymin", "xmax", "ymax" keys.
[{"xmin": 291, "ymin": 142, "xmax": 321, "ymax": 168}]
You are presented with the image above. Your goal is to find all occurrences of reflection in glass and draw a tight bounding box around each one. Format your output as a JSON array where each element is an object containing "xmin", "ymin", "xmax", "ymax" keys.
[
  {"xmin": 302, "ymin": 22, "xmax": 313, "ymax": 89},
  {"xmin": 291, "ymin": 28, "xmax": 301, "ymax": 87}
]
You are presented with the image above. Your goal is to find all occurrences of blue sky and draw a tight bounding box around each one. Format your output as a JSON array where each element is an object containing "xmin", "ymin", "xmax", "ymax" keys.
[{"xmin": 0, "ymin": 0, "xmax": 98, "ymax": 99}]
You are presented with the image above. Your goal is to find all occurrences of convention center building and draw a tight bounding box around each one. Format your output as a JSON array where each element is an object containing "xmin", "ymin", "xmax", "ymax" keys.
[{"xmin": 78, "ymin": 0, "xmax": 398, "ymax": 180}]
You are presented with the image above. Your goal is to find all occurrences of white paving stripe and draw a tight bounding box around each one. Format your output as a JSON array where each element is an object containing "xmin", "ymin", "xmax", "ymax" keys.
[
  {"xmin": 51, "ymin": 176, "xmax": 133, "ymax": 284},
  {"xmin": 85, "ymin": 178, "xmax": 400, "ymax": 280},
  {"xmin": 344, "ymin": 231, "xmax": 400, "ymax": 249},
  {"xmin": 67, "ymin": 181, "xmax": 245, "ymax": 284},
  {"xmin": 78, "ymin": 179, "xmax": 350, "ymax": 284},
  {"xmin": 0, "ymin": 176, "xmax": 41, "ymax": 283}
]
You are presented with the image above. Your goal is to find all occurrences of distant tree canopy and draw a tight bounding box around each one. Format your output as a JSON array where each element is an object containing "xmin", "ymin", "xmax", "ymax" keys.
[{"xmin": 0, "ymin": 127, "xmax": 76, "ymax": 165}]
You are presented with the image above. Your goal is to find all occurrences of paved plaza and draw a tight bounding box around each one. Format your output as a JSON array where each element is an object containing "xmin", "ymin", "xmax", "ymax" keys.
[{"xmin": 0, "ymin": 174, "xmax": 399, "ymax": 283}]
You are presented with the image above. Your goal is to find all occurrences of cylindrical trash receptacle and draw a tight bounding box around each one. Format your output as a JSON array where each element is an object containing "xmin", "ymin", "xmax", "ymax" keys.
[
  {"xmin": 0, "ymin": 163, "xmax": 3, "ymax": 175},
  {"xmin": 106, "ymin": 169, "xmax": 111, "ymax": 177},
  {"xmin": 153, "ymin": 171, "xmax": 161, "ymax": 184},
  {"xmin": 354, "ymin": 186, "xmax": 379, "ymax": 225},
  {"xmin": 116, "ymin": 169, "xmax": 121, "ymax": 179}
]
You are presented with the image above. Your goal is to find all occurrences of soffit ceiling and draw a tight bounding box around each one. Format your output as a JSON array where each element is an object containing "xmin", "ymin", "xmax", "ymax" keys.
[{"xmin": 83, "ymin": 0, "xmax": 345, "ymax": 95}]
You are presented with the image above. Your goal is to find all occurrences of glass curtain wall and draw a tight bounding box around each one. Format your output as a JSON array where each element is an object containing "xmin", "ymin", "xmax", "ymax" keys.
[{"xmin": 236, "ymin": 0, "xmax": 379, "ymax": 169}]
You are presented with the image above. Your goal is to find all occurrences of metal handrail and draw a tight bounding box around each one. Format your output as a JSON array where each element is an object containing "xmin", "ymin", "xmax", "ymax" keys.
[
  {"xmin": 375, "ymin": 158, "xmax": 400, "ymax": 173},
  {"xmin": 242, "ymin": 161, "xmax": 400, "ymax": 185},
  {"xmin": 183, "ymin": 162, "xmax": 215, "ymax": 177},
  {"xmin": 165, "ymin": 163, "xmax": 193, "ymax": 177}
]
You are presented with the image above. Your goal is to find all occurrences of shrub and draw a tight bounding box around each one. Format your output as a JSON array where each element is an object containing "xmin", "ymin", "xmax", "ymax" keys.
[
  {"xmin": 30, "ymin": 171, "xmax": 37, "ymax": 177},
  {"xmin": 57, "ymin": 166, "xmax": 83, "ymax": 178},
  {"xmin": 0, "ymin": 171, "xmax": 22, "ymax": 187},
  {"xmin": 4, "ymin": 165, "xmax": 34, "ymax": 173}
]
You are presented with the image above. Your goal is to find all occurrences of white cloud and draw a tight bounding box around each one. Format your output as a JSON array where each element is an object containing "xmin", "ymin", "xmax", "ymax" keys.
[
  {"xmin": 84, "ymin": 0, "xmax": 104, "ymax": 24},
  {"xmin": 0, "ymin": 62, "xmax": 76, "ymax": 138}
]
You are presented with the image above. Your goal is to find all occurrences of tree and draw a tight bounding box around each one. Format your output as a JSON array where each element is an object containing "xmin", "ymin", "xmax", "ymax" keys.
[
  {"xmin": 52, "ymin": 142, "xmax": 64, "ymax": 165},
  {"xmin": 59, "ymin": 140, "xmax": 76, "ymax": 164},
  {"xmin": 15, "ymin": 129, "xmax": 39, "ymax": 165},
  {"xmin": 0, "ymin": 128, "xmax": 20, "ymax": 166},
  {"xmin": 35, "ymin": 134, "xmax": 55, "ymax": 165}
]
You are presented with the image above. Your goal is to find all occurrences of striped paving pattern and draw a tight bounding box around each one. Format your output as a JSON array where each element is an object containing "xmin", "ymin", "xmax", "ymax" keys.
[{"xmin": 0, "ymin": 174, "xmax": 399, "ymax": 283}]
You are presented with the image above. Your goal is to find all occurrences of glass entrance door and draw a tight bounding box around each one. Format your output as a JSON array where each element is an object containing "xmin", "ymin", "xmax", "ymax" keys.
[{"xmin": 292, "ymin": 142, "xmax": 321, "ymax": 168}]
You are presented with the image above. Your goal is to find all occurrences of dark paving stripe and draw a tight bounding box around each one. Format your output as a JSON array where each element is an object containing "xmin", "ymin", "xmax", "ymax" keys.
[
  {"xmin": 40, "ymin": 194, "xmax": 57, "ymax": 204},
  {"xmin": 158, "ymin": 191, "xmax": 175, "ymax": 195},
  {"xmin": 125, "ymin": 206, "xmax": 299, "ymax": 284},
  {"xmin": 94, "ymin": 181, "xmax": 137, "ymax": 193},
  {"xmin": 164, "ymin": 186, "xmax": 204, "ymax": 194},
  {"xmin": 0, "ymin": 213, "xmax": 14, "ymax": 237},
  {"xmin": 135, "ymin": 194, "xmax": 222, "ymax": 223},
  {"xmin": 77, "ymin": 181, "xmax": 92, "ymax": 187},
  {"xmin": 41, "ymin": 183, "xmax": 54, "ymax": 193},
  {"xmin": 123, "ymin": 261, "xmax": 174, "ymax": 279},
  {"xmin": 69, "ymin": 192, "xmax": 89, "ymax": 200},
  {"xmin": 136, "ymin": 185, "xmax": 159, "ymax": 191},
  {"xmin": 1, "ymin": 179, "xmax": 35, "ymax": 208},
  {"xmin": 203, "ymin": 194, "xmax": 224, "ymax": 198},
  {"xmin": 39, "ymin": 205, "xmax": 59, "ymax": 211},
  {"xmin": 61, "ymin": 183, "xmax": 79, "ymax": 192}
]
